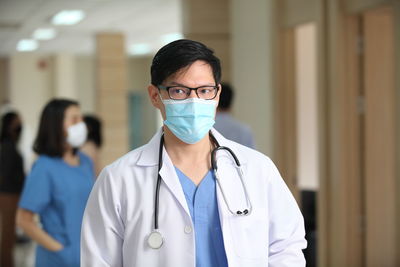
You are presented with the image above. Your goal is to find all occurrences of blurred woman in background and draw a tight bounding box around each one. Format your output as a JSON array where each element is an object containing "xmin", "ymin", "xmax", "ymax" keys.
[
  {"xmin": 0, "ymin": 111, "xmax": 25, "ymax": 267},
  {"xmin": 16, "ymin": 99, "xmax": 94, "ymax": 267}
]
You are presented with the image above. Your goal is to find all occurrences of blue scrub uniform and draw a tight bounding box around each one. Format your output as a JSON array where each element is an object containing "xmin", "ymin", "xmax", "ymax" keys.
[
  {"xmin": 175, "ymin": 167, "xmax": 228, "ymax": 267},
  {"xmin": 19, "ymin": 152, "xmax": 94, "ymax": 267}
]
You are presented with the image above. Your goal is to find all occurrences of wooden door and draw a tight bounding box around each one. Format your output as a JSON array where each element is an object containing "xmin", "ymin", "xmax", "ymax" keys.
[{"xmin": 363, "ymin": 6, "xmax": 397, "ymax": 266}]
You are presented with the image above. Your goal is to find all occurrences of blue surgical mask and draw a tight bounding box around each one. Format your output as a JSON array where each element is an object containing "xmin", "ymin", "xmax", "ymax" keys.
[{"xmin": 161, "ymin": 97, "xmax": 217, "ymax": 144}]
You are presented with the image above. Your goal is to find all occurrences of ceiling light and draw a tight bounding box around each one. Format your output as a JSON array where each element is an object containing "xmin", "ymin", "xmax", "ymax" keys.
[
  {"xmin": 52, "ymin": 10, "xmax": 85, "ymax": 25},
  {"xmin": 33, "ymin": 28, "xmax": 57, "ymax": 40},
  {"xmin": 129, "ymin": 43, "xmax": 151, "ymax": 56},
  {"xmin": 17, "ymin": 39, "xmax": 38, "ymax": 51},
  {"xmin": 161, "ymin": 33, "xmax": 183, "ymax": 45}
]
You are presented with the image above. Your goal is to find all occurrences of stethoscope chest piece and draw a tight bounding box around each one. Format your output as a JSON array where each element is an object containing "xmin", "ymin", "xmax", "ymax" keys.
[{"xmin": 147, "ymin": 230, "xmax": 163, "ymax": 249}]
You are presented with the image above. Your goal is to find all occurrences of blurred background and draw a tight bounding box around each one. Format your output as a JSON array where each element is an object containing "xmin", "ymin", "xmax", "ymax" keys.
[{"xmin": 0, "ymin": 0, "xmax": 399, "ymax": 266}]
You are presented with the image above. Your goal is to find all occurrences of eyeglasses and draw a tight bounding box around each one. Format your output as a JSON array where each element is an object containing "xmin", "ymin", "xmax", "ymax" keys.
[{"xmin": 158, "ymin": 84, "xmax": 219, "ymax": 100}]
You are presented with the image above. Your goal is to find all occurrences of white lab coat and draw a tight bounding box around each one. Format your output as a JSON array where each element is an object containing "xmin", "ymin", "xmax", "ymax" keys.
[{"xmin": 81, "ymin": 129, "xmax": 306, "ymax": 267}]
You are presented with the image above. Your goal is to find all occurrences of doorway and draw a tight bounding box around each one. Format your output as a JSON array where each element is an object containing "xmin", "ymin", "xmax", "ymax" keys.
[{"xmin": 275, "ymin": 1, "xmax": 398, "ymax": 266}]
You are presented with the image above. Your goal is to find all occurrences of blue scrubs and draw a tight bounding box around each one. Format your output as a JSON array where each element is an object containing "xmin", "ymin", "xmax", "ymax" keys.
[
  {"xmin": 175, "ymin": 167, "xmax": 228, "ymax": 267},
  {"xmin": 19, "ymin": 152, "xmax": 94, "ymax": 267}
]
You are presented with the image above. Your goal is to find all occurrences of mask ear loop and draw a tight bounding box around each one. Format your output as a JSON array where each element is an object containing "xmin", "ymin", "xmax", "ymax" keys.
[{"xmin": 158, "ymin": 92, "xmax": 164, "ymax": 102}]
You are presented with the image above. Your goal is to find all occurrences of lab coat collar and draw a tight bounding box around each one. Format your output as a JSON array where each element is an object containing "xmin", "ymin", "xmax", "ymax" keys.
[
  {"xmin": 136, "ymin": 128, "xmax": 163, "ymax": 167},
  {"xmin": 136, "ymin": 127, "xmax": 248, "ymax": 167},
  {"xmin": 137, "ymin": 128, "xmax": 191, "ymax": 216},
  {"xmin": 136, "ymin": 127, "xmax": 249, "ymax": 229}
]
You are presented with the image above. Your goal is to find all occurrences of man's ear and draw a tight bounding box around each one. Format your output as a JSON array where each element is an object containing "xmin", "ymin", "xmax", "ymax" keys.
[
  {"xmin": 148, "ymin": 84, "xmax": 161, "ymax": 108},
  {"xmin": 217, "ymin": 84, "xmax": 222, "ymax": 97},
  {"xmin": 216, "ymin": 83, "xmax": 222, "ymax": 107}
]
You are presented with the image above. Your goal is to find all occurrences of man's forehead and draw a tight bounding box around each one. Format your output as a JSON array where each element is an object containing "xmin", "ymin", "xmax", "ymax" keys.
[{"xmin": 164, "ymin": 61, "xmax": 213, "ymax": 82}]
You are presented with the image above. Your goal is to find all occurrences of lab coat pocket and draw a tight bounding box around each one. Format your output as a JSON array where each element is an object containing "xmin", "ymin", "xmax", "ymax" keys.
[{"xmin": 228, "ymin": 208, "xmax": 268, "ymax": 260}]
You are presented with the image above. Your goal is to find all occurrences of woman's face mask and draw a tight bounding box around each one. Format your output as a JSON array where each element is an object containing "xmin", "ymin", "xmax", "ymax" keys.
[
  {"xmin": 67, "ymin": 121, "xmax": 88, "ymax": 148},
  {"xmin": 161, "ymin": 97, "xmax": 217, "ymax": 144}
]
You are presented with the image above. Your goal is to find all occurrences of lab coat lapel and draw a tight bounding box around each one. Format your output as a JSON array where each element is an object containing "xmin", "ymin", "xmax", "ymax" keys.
[
  {"xmin": 158, "ymin": 147, "xmax": 191, "ymax": 217},
  {"xmin": 137, "ymin": 129, "xmax": 190, "ymax": 217}
]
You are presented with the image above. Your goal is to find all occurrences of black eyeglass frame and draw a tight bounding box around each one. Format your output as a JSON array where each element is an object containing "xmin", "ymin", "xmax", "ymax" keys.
[{"xmin": 157, "ymin": 84, "xmax": 220, "ymax": 100}]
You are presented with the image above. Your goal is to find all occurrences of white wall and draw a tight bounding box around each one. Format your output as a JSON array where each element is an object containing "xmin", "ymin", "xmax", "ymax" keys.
[
  {"xmin": 231, "ymin": 0, "xmax": 274, "ymax": 156},
  {"xmin": 295, "ymin": 23, "xmax": 319, "ymax": 190},
  {"xmin": 54, "ymin": 54, "xmax": 77, "ymax": 99},
  {"xmin": 10, "ymin": 53, "xmax": 97, "ymax": 131},
  {"xmin": 10, "ymin": 53, "xmax": 53, "ymax": 136},
  {"xmin": 9, "ymin": 53, "xmax": 53, "ymax": 169},
  {"xmin": 76, "ymin": 55, "xmax": 96, "ymax": 113}
]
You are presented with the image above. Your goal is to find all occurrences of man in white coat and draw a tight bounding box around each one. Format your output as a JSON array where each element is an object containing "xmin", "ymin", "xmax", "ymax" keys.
[{"xmin": 81, "ymin": 39, "xmax": 307, "ymax": 267}]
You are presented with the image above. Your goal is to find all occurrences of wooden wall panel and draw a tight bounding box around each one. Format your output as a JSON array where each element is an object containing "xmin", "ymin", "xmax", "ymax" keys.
[
  {"xmin": 274, "ymin": 28, "xmax": 299, "ymax": 200},
  {"xmin": 96, "ymin": 33, "xmax": 129, "ymax": 167},
  {"xmin": 395, "ymin": 2, "xmax": 400, "ymax": 261},
  {"xmin": 363, "ymin": 6, "xmax": 397, "ymax": 267},
  {"xmin": 346, "ymin": 0, "xmax": 392, "ymax": 14},
  {"xmin": 325, "ymin": 1, "xmax": 355, "ymax": 264},
  {"xmin": 182, "ymin": 0, "xmax": 231, "ymax": 81},
  {"xmin": 344, "ymin": 15, "xmax": 363, "ymax": 267},
  {"xmin": 0, "ymin": 57, "xmax": 9, "ymax": 103}
]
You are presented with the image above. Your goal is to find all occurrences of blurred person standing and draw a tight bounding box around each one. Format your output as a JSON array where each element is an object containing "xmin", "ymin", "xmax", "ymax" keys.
[
  {"xmin": 0, "ymin": 111, "xmax": 25, "ymax": 267},
  {"xmin": 214, "ymin": 82, "xmax": 255, "ymax": 148},
  {"xmin": 16, "ymin": 99, "xmax": 94, "ymax": 267},
  {"xmin": 81, "ymin": 115, "xmax": 103, "ymax": 176}
]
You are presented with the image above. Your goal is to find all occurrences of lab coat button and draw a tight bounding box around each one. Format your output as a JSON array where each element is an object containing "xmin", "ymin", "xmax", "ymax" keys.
[{"xmin": 184, "ymin": 225, "xmax": 192, "ymax": 234}]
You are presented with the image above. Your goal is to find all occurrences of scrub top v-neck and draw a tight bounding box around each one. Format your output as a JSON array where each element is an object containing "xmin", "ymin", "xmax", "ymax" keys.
[
  {"xmin": 175, "ymin": 167, "xmax": 228, "ymax": 267},
  {"xmin": 19, "ymin": 152, "xmax": 94, "ymax": 267}
]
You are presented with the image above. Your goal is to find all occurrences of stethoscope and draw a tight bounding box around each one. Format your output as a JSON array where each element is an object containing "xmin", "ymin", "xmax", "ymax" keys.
[{"xmin": 147, "ymin": 133, "xmax": 253, "ymax": 249}]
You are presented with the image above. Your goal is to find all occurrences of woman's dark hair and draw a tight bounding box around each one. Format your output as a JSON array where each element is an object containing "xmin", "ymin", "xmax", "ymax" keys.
[
  {"xmin": 83, "ymin": 115, "xmax": 102, "ymax": 147},
  {"xmin": 33, "ymin": 99, "xmax": 79, "ymax": 157},
  {"xmin": 151, "ymin": 39, "xmax": 221, "ymax": 86},
  {"xmin": 0, "ymin": 112, "xmax": 19, "ymax": 142}
]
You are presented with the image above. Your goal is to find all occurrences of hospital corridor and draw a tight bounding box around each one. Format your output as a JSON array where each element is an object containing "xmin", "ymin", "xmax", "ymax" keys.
[{"xmin": 0, "ymin": 0, "xmax": 399, "ymax": 266}]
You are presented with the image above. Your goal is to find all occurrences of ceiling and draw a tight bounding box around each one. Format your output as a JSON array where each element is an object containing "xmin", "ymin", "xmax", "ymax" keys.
[{"xmin": 0, "ymin": 0, "xmax": 182, "ymax": 56}]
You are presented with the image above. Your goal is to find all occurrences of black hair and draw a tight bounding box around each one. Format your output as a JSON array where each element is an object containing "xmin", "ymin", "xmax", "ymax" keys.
[
  {"xmin": 218, "ymin": 82, "xmax": 234, "ymax": 110},
  {"xmin": 33, "ymin": 98, "xmax": 79, "ymax": 157},
  {"xmin": 151, "ymin": 39, "xmax": 221, "ymax": 86},
  {"xmin": 83, "ymin": 115, "xmax": 102, "ymax": 148},
  {"xmin": 0, "ymin": 112, "xmax": 20, "ymax": 142}
]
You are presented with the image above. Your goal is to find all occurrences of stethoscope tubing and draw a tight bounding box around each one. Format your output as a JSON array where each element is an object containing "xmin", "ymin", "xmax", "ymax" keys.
[
  {"xmin": 150, "ymin": 133, "xmax": 252, "ymax": 249},
  {"xmin": 154, "ymin": 135, "xmax": 164, "ymax": 230}
]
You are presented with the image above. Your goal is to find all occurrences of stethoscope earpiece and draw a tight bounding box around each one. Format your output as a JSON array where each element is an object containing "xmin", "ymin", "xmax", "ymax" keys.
[{"xmin": 236, "ymin": 209, "xmax": 249, "ymax": 215}]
